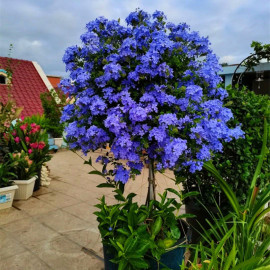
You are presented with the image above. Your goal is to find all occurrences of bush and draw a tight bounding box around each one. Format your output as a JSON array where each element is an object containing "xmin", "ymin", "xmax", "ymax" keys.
[
  {"xmin": 40, "ymin": 89, "xmax": 66, "ymax": 137},
  {"xmin": 179, "ymin": 85, "xmax": 270, "ymax": 209}
]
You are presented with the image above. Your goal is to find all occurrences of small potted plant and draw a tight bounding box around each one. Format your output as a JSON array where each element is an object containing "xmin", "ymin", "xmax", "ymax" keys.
[
  {"xmin": 61, "ymin": 9, "xmax": 244, "ymax": 269},
  {"xmin": 8, "ymin": 151, "xmax": 37, "ymax": 200},
  {"xmin": 7, "ymin": 119, "xmax": 51, "ymax": 191},
  {"xmin": 0, "ymin": 160, "xmax": 18, "ymax": 210}
]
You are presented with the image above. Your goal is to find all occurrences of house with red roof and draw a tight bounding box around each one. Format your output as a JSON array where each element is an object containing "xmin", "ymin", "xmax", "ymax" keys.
[{"xmin": 0, "ymin": 57, "xmax": 60, "ymax": 118}]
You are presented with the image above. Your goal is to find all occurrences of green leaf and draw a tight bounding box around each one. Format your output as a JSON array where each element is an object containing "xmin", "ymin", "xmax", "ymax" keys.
[
  {"xmin": 116, "ymin": 228, "xmax": 130, "ymax": 236},
  {"xmin": 151, "ymin": 216, "xmax": 162, "ymax": 239},
  {"xmin": 129, "ymin": 258, "xmax": 149, "ymax": 269},
  {"xmin": 84, "ymin": 157, "xmax": 92, "ymax": 166},
  {"xmin": 171, "ymin": 225, "xmax": 180, "ymax": 239},
  {"xmin": 182, "ymin": 191, "xmax": 200, "ymax": 200},
  {"xmin": 96, "ymin": 183, "xmax": 115, "ymax": 188},
  {"xmin": 88, "ymin": 170, "xmax": 104, "ymax": 176}
]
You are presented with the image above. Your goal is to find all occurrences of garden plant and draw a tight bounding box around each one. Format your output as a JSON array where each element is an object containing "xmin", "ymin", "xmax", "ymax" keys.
[
  {"xmin": 40, "ymin": 89, "xmax": 66, "ymax": 138},
  {"xmin": 61, "ymin": 9, "xmax": 244, "ymax": 269},
  {"xmin": 180, "ymin": 85, "xmax": 270, "ymax": 212},
  {"xmin": 182, "ymin": 118, "xmax": 270, "ymax": 270}
]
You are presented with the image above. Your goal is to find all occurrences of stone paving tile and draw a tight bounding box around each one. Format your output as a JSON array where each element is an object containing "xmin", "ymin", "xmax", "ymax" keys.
[
  {"xmin": 35, "ymin": 209, "xmax": 90, "ymax": 234},
  {"xmin": 62, "ymin": 202, "xmax": 98, "ymax": 224},
  {"xmin": 0, "ymin": 229, "xmax": 26, "ymax": 260},
  {"xmin": 2, "ymin": 218, "xmax": 59, "ymax": 246},
  {"xmin": 33, "ymin": 186, "xmax": 54, "ymax": 197},
  {"xmin": 0, "ymin": 207, "xmax": 29, "ymax": 226},
  {"xmin": 13, "ymin": 197, "xmax": 56, "ymax": 216},
  {"xmin": 49, "ymin": 180, "xmax": 96, "ymax": 202},
  {"xmin": 0, "ymin": 150, "xmax": 184, "ymax": 269},
  {"xmin": 30, "ymin": 235, "xmax": 104, "ymax": 270},
  {"xmin": 37, "ymin": 191, "xmax": 81, "ymax": 208},
  {"xmin": 62, "ymin": 227, "xmax": 103, "ymax": 257},
  {"xmin": 0, "ymin": 251, "xmax": 52, "ymax": 270}
]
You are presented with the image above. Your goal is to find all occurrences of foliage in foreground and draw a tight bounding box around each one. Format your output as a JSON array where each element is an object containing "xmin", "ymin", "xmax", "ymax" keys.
[
  {"xmin": 183, "ymin": 118, "xmax": 270, "ymax": 270},
  {"xmin": 95, "ymin": 186, "xmax": 196, "ymax": 270}
]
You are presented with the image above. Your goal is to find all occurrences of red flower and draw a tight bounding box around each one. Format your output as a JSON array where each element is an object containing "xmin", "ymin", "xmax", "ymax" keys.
[
  {"xmin": 12, "ymin": 131, "xmax": 17, "ymax": 137},
  {"xmin": 14, "ymin": 137, "xmax": 20, "ymax": 143},
  {"xmin": 28, "ymin": 149, "xmax": 33, "ymax": 154},
  {"xmin": 30, "ymin": 124, "xmax": 41, "ymax": 134},
  {"xmin": 20, "ymin": 123, "xmax": 28, "ymax": 131},
  {"xmin": 38, "ymin": 141, "xmax": 46, "ymax": 150},
  {"xmin": 30, "ymin": 142, "xmax": 38, "ymax": 149},
  {"xmin": 25, "ymin": 136, "xmax": 30, "ymax": 143}
]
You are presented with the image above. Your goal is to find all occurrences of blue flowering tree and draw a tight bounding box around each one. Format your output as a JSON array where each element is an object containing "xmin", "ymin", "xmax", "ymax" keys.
[{"xmin": 61, "ymin": 9, "xmax": 243, "ymax": 203}]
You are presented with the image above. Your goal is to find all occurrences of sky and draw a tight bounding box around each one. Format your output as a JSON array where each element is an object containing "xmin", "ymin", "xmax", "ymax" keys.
[{"xmin": 0, "ymin": 0, "xmax": 269, "ymax": 77}]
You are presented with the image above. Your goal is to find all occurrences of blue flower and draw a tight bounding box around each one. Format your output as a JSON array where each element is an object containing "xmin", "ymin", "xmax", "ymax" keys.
[{"xmin": 61, "ymin": 9, "xmax": 243, "ymax": 181}]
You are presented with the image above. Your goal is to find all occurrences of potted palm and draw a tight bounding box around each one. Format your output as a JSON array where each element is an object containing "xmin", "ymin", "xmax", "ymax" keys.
[
  {"xmin": 0, "ymin": 161, "xmax": 18, "ymax": 210},
  {"xmin": 60, "ymin": 9, "xmax": 243, "ymax": 269}
]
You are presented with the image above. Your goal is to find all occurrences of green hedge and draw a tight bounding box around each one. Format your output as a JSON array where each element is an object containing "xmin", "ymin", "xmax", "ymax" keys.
[{"xmin": 180, "ymin": 85, "xmax": 270, "ymax": 209}]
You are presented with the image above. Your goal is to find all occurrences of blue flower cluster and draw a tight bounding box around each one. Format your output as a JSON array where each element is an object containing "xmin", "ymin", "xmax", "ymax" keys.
[{"xmin": 60, "ymin": 9, "xmax": 244, "ymax": 184}]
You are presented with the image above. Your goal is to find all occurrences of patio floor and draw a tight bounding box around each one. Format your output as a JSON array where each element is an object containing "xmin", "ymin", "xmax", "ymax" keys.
[{"xmin": 0, "ymin": 149, "xmax": 182, "ymax": 270}]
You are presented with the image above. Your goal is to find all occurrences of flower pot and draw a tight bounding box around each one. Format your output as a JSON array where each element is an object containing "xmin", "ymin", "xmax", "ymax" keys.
[
  {"xmin": 103, "ymin": 220, "xmax": 191, "ymax": 270},
  {"xmin": 0, "ymin": 185, "xmax": 18, "ymax": 210},
  {"xmin": 34, "ymin": 169, "xmax": 41, "ymax": 191},
  {"xmin": 54, "ymin": 138, "xmax": 63, "ymax": 148},
  {"xmin": 147, "ymin": 220, "xmax": 191, "ymax": 270},
  {"xmin": 13, "ymin": 176, "xmax": 37, "ymax": 200},
  {"xmin": 185, "ymin": 201, "xmax": 218, "ymax": 243}
]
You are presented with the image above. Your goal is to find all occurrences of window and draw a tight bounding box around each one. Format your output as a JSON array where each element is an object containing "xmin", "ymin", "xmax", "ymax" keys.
[
  {"xmin": 0, "ymin": 75, "xmax": 6, "ymax": 84},
  {"xmin": 0, "ymin": 69, "xmax": 8, "ymax": 85}
]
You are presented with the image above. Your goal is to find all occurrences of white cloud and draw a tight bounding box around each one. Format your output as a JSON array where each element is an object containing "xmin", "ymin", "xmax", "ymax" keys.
[
  {"xmin": 219, "ymin": 55, "xmax": 236, "ymax": 64},
  {"xmin": 0, "ymin": 0, "xmax": 269, "ymax": 76}
]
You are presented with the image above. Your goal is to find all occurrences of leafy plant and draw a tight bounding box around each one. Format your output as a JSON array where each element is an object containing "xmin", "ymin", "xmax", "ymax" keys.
[
  {"xmin": 61, "ymin": 9, "xmax": 245, "ymax": 270},
  {"xmin": 8, "ymin": 151, "xmax": 37, "ymax": 180},
  {"xmin": 183, "ymin": 117, "xmax": 270, "ymax": 269},
  {"xmin": 7, "ymin": 119, "xmax": 51, "ymax": 171},
  {"xmin": 180, "ymin": 85, "xmax": 270, "ymax": 210},
  {"xmin": 95, "ymin": 187, "xmax": 195, "ymax": 269},
  {"xmin": 0, "ymin": 160, "xmax": 17, "ymax": 188},
  {"xmin": 40, "ymin": 89, "xmax": 66, "ymax": 137}
]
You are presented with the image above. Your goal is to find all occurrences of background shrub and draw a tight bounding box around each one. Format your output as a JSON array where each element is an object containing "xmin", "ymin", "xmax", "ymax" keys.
[
  {"xmin": 180, "ymin": 85, "xmax": 270, "ymax": 209},
  {"xmin": 40, "ymin": 89, "xmax": 66, "ymax": 137}
]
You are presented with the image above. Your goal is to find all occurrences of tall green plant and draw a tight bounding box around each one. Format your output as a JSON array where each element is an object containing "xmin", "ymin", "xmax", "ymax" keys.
[
  {"xmin": 180, "ymin": 86, "xmax": 270, "ymax": 210},
  {"xmin": 40, "ymin": 89, "xmax": 66, "ymax": 137},
  {"xmin": 184, "ymin": 117, "xmax": 270, "ymax": 269}
]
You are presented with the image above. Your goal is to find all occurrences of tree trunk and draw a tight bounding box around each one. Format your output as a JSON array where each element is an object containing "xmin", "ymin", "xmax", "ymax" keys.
[{"xmin": 146, "ymin": 159, "xmax": 156, "ymax": 205}]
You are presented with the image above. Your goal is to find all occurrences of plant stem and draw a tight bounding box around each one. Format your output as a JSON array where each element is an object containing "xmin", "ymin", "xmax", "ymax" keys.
[{"xmin": 146, "ymin": 159, "xmax": 156, "ymax": 205}]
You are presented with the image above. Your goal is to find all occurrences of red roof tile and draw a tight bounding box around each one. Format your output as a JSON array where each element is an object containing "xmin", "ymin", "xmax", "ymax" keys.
[{"xmin": 0, "ymin": 57, "xmax": 50, "ymax": 118}]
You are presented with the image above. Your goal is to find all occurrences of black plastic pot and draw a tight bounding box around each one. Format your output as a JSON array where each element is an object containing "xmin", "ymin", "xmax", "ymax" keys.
[
  {"xmin": 185, "ymin": 201, "xmax": 218, "ymax": 243},
  {"xmin": 33, "ymin": 168, "xmax": 41, "ymax": 191},
  {"xmin": 103, "ymin": 220, "xmax": 191, "ymax": 270}
]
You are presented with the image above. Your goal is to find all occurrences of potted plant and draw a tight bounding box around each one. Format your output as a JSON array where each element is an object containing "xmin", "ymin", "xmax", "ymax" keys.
[
  {"xmin": 40, "ymin": 88, "xmax": 67, "ymax": 146},
  {"xmin": 0, "ymin": 160, "xmax": 18, "ymax": 210},
  {"xmin": 177, "ymin": 85, "xmax": 270, "ymax": 242},
  {"xmin": 7, "ymin": 151, "xmax": 37, "ymax": 200},
  {"xmin": 60, "ymin": 9, "xmax": 243, "ymax": 269},
  {"xmin": 182, "ymin": 118, "xmax": 270, "ymax": 270},
  {"xmin": 7, "ymin": 118, "xmax": 51, "ymax": 191}
]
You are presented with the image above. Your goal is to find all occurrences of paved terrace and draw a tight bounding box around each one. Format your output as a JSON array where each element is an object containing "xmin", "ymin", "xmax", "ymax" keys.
[{"xmin": 0, "ymin": 149, "xmax": 183, "ymax": 270}]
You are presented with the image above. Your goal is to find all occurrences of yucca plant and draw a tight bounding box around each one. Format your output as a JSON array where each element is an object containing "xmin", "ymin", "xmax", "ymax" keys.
[{"xmin": 183, "ymin": 117, "xmax": 270, "ymax": 269}]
